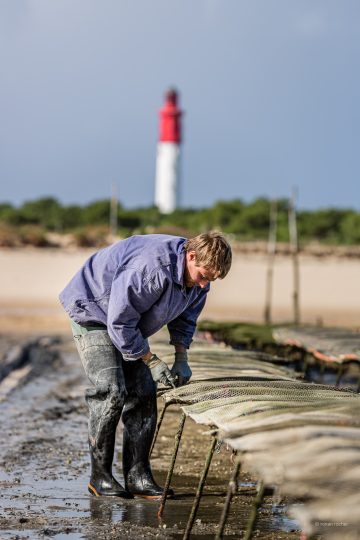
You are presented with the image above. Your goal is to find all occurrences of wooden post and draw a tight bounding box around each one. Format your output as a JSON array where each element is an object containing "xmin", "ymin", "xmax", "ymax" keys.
[
  {"xmin": 289, "ymin": 187, "xmax": 300, "ymax": 325},
  {"xmin": 215, "ymin": 458, "xmax": 241, "ymax": 539},
  {"xmin": 157, "ymin": 413, "xmax": 186, "ymax": 519},
  {"xmin": 150, "ymin": 403, "xmax": 168, "ymax": 457},
  {"xmin": 110, "ymin": 182, "xmax": 118, "ymax": 237},
  {"xmin": 264, "ymin": 200, "xmax": 277, "ymax": 325},
  {"xmin": 183, "ymin": 436, "xmax": 217, "ymax": 539},
  {"xmin": 243, "ymin": 480, "xmax": 265, "ymax": 540}
]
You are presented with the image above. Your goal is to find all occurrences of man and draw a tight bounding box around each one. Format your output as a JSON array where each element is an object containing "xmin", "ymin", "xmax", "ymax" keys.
[{"xmin": 59, "ymin": 232, "xmax": 231, "ymax": 499}]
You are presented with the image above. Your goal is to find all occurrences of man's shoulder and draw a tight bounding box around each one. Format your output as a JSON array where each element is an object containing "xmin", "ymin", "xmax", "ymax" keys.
[
  {"xmin": 116, "ymin": 234, "xmax": 186, "ymax": 282},
  {"xmin": 126, "ymin": 234, "xmax": 185, "ymax": 260},
  {"xmin": 130, "ymin": 233, "xmax": 185, "ymax": 247}
]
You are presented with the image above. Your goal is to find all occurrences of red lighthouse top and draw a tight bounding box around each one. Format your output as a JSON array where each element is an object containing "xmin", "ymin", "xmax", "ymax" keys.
[{"xmin": 158, "ymin": 88, "xmax": 182, "ymax": 143}]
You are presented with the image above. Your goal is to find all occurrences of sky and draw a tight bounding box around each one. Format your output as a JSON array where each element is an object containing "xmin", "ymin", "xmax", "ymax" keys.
[{"xmin": 1, "ymin": 1, "xmax": 359, "ymax": 210}]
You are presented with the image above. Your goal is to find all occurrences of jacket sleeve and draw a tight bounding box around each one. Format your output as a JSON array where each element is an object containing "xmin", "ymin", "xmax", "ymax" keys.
[
  {"xmin": 167, "ymin": 286, "xmax": 209, "ymax": 349},
  {"xmin": 107, "ymin": 268, "xmax": 163, "ymax": 360}
]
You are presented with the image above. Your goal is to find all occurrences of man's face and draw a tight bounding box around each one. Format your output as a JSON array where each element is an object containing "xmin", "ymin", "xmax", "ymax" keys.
[{"xmin": 184, "ymin": 251, "xmax": 217, "ymax": 288}]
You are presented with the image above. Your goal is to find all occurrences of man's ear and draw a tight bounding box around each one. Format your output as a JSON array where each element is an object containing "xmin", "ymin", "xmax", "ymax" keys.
[{"xmin": 188, "ymin": 251, "xmax": 196, "ymax": 262}]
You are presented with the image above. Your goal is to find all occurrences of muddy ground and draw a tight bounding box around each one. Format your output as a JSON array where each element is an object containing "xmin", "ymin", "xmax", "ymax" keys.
[{"xmin": 0, "ymin": 334, "xmax": 302, "ymax": 539}]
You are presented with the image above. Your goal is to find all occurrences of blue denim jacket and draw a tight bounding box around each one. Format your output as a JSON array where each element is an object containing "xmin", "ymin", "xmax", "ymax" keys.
[{"xmin": 59, "ymin": 234, "xmax": 209, "ymax": 360}]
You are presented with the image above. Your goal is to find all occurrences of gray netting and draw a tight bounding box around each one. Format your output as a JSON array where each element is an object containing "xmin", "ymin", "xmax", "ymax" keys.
[
  {"xmin": 217, "ymin": 402, "xmax": 360, "ymax": 435},
  {"xmin": 224, "ymin": 424, "xmax": 360, "ymax": 454},
  {"xmin": 292, "ymin": 492, "xmax": 360, "ymax": 540},
  {"xmin": 160, "ymin": 346, "xmax": 297, "ymax": 380},
  {"xmin": 226, "ymin": 428, "xmax": 360, "ymax": 500},
  {"xmin": 186, "ymin": 347, "xmax": 286, "ymax": 364},
  {"xmin": 223, "ymin": 416, "xmax": 360, "ymax": 539},
  {"xmin": 158, "ymin": 340, "xmax": 360, "ymax": 540},
  {"xmin": 185, "ymin": 398, "xmax": 360, "ymax": 431},
  {"xmin": 158, "ymin": 343, "xmax": 360, "ymax": 539},
  {"xmin": 163, "ymin": 378, "xmax": 356, "ymax": 406},
  {"xmin": 162, "ymin": 374, "xmax": 359, "ymax": 435},
  {"xmin": 274, "ymin": 326, "xmax": 360, "ymax": 363}
]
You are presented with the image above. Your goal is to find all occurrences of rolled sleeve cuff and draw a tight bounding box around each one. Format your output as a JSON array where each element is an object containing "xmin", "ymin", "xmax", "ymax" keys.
[
  {"xmin": 169, "ymin": 333, "xmax": 192, "ymax": 349},
  {"xmin": 121, "ymin": 340, "xmax": 150, "ymax": 361}
]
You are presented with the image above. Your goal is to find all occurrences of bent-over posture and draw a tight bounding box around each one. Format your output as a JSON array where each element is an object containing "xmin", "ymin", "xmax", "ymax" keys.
[{"xmin": 59, "ymin": 232, "xmax": 232, "ymax": 499}]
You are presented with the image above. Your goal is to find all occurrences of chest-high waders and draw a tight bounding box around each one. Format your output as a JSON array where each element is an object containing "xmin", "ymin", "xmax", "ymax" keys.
[{"xmin": 71, "ymin": 321, "xmax": 172, "ymax": 499}]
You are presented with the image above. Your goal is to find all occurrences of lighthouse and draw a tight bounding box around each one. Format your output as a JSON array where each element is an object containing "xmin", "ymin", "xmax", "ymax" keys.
[{"xmin": 155, "ymin": 88, "xmax": 182, "ymax": 214}]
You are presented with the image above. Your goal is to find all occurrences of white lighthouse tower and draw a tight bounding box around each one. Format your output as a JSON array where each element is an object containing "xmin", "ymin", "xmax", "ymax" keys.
[{"xmin": 155, "ymin": 88, "xmax": 182, "ymax": 214}]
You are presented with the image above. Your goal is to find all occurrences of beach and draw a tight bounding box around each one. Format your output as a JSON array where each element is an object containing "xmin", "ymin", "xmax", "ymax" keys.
[
  {"xmin": 1, "ymin": 246, "xmax": 358, "ymax": 539},
  {"xmin": 1, "ymin": 247, "xmax": 359, "ymax": 333}
]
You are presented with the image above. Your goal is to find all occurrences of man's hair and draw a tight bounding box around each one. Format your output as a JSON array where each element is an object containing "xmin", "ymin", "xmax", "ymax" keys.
[{"xmin": 184, "ymin": 232, "xmax": 232, "ymax": 279}]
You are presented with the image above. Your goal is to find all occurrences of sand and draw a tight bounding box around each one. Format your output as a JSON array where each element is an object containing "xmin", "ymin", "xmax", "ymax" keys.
[{"xmin": 0, "ymin": 247, "xmax": 359, "ymax": 333}]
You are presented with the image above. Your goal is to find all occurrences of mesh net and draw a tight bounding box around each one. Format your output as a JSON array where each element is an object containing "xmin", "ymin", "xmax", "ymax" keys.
[
  {"xmin": 158, "ymin": 343, "xmax": 360, "ymax": 537},
  {"xmin": 226, "ymin": 426, "xmax": 360, "ymax": 493},
  {"xmin": 160, "ymin": 345, "xmax": 358, "ymax": 435},
  {"xmin": 274, "ymin": 326, "xmax": 360, "ymax": 363},
  {"xmin": 292, "ymin": 492, "xmax": 360, "ymax": 540},
  {"xmin": 160, "ymin": 346, "xmax": 296, "ymax": 380},
  {"xmin": 163, "ymin": 378, "xmax": 356, "ymax": 405},
  {"xmin": 217, "ymin": 402, "xmax": 360, "ymax": 435},
  {"xmin": 186, "ymin": 347, "xmax": 286, "ymax": 364},
  {"xmin": 225, "ymin": 424, "xmax": 360, "ymax": 453},
  {"xmin": 224, "ymin": 421, "xmax": 360, "ymax": 536},
  {"xmin": 185, "ymin": 398, "xmax": 360, "ymax": 431}
]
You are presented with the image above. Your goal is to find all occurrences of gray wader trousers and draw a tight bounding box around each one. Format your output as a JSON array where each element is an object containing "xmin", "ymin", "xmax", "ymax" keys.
[{"xmin": 71, "ymin": 320, "xmax": 157, "ymax": 486}]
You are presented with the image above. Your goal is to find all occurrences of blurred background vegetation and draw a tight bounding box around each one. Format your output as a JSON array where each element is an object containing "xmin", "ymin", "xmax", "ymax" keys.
[{"xmin": 0, "ymin": 196, "xmax": 360, "ymax": 248}]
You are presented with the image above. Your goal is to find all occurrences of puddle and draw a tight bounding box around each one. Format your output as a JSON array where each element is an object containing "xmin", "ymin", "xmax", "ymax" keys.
[
  {"xmin": 272, "ymin": 503, "xmax": 301, "ymax": 533},
  {"xmin": 53, "ymin": 534, "xmax": 83, "ymax": 540},
  {"xmin": 0, "ymin": 335, "xmax": 302, "ymax": 539}
]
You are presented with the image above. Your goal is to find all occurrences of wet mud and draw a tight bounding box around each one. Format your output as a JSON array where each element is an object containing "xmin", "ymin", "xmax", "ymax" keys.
[{"xmin": 0, "ymin": 335, "xmax": 301, "ymax": 539}]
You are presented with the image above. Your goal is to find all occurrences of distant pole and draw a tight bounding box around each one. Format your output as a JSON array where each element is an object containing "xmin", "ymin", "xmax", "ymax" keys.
[
  {"xmin": 110, "ymin": 182, "xmax": 118, "ymax": 237},
  {"xmin": 264, "ymin": 200, "xmax": 277, "ymax": 325},
  {"xmin": 289, "ymin": 187, "xmax": 300, "ymax": 325}
]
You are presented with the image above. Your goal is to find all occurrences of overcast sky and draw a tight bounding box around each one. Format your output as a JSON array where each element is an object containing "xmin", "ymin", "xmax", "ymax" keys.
[{"xmin": 1, "ymin": 1, "xmax": 359, "ymax": 210}]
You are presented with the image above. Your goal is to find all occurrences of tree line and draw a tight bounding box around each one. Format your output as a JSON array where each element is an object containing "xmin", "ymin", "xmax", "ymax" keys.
[{"xmin": 1, "ymin": 196, "xmax": 360, "ymax": 245}]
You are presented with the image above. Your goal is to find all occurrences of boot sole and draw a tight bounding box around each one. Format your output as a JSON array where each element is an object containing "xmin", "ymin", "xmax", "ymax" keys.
[
  {"xmin": 88, "ymin": 483, "xmax": 100, "ymax": 497},
  {"xmin": 132, "ymin": 491, "xmax": 175, "ymax": 500},
  {"xmin": 132, "ymin": 493, "xmax": 163, "ymax": 500},
  {"xmin": 88, "ymin": 483, "xmax": 133, "ymax": 499}
]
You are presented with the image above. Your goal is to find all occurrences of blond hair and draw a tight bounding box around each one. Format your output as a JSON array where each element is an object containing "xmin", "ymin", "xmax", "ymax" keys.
[{"xmin": 184, "ymin": 232, "xmax": 232, "ymax": 279}]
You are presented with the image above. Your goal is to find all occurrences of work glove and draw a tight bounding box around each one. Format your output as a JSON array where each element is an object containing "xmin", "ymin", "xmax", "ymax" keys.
[
  {"xmin": 146, "ymin": 354, "xmax": 176, "ymax": 388},
  {"xmin": 170, "ymin": 352, "xmax": 192, "ymax": 387}
]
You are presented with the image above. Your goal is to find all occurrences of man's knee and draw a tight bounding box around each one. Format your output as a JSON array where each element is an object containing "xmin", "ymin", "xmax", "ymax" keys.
[
  {"xmin": 123, "ymin": 359, "xmax": 156, "ymax": 398},
  {"xmin": 86, "ymin": 382, "xmax": 126, "ymax": 408}
]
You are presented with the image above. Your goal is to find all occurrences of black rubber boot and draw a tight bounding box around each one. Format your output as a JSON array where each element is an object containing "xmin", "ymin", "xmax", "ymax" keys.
[
  {"xmin": 125, "ymin": 462, "xmax": 174, "ymax": 499},
  {"xmin": 86, "ymin": 384, "xmax": 132, "ymax": 499},
  {"xmin": 74, "ymin": 329, "xmax": 133, "ymax": 498},
  {"xmin": 122, "ymin": 360, "xmax": 174, "ymax": 500},
  {"xmin": 88, "ymin": 439, "xmax": 133, "ymax": 498}
]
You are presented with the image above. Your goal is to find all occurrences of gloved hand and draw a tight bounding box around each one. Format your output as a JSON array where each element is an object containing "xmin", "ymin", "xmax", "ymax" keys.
[
  {"xmin": 171, "ymin": 352, "xmax": 192, "ymax": 387},
  {"xmin": 146, "ymin": 354, "xmax": 176, "ymax": 387}
]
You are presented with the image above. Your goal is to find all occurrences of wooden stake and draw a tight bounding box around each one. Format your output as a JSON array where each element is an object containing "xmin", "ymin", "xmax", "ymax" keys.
[
  {"xmin": 157, "ymin": 412, "xmax": 186, "ymax": 518},
  {"xmin": 183, "ymin": 436, "xmax": 217, "ymax": 539},
  {"xmin": 110, "ymin": 182, "xmax": 118, "ymax": 237},
  {"xmin": 264, "ymin": 200, "xmax": 277, "ymax": 325},
  {"xmin": 289, "ymin": 188, "xmax": 300, "ymax": 324}
]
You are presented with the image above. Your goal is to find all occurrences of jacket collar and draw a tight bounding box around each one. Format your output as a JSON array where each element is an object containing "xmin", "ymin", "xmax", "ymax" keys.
[{"xmin": 172, "ymin": 244, "xmax": 187, "ymax": 290}]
